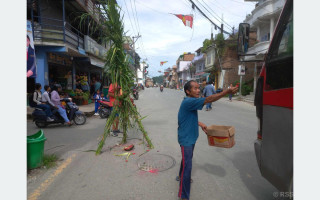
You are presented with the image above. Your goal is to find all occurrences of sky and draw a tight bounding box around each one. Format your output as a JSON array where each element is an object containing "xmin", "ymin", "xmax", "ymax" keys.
[{"xmin": 116, "ymin": 0, "xmax": 256, "ymax": 77}]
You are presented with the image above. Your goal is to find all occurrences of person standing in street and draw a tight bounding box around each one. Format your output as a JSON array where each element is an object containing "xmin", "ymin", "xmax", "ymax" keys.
[
  {"xmin": 94, "ymin": 77, "xmax": 101, "ymax": 95},
  {"xmin": 202, "ymin": 81, "xmax": 216, "ymax": 111},
  {"xmin": 108, "ymin": 82, "xmax": 122, "ymax": 137},
  {"xmin": 228, "ymin": 83, "xmax": 233, "ymax": 101},
  {"xmin": 177, "ymin": 80, "xmax": 238, "ymax": 200},
  {"xmin": 93, "ymin": 90, "xmax": 102, "ymax": 116},
  {"xmin": 200, "ymin": 80, "xmax": 206, "ymax": 98}
]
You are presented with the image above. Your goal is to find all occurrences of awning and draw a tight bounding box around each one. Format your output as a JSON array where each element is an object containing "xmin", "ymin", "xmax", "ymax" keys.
[
  {"xmin": 202, "ymin": 73, "xmax": 210, "ymax": 77},
  {"xmin": 89, "ymin": 56, "xmax": 105, "ymax": 68},
  {"xmin": 194, "ymin": 71, "xmax": 205, "ymax": 76},
  {"xmin": 194, "ymin": 72, "xmax": 210, "ymax": 78}
]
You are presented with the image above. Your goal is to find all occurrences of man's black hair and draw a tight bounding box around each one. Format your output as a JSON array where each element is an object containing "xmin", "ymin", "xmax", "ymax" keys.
[
  {"xmin": 35, "ymin": 83, "xmax": 41, "ymax": 90},
  {"xmin": 44, "ymin": 85, "xmax": 50, "ymax": 91},
  {"xmin": 184, "ymin": 80, "xmax": 197, "ymax": 96}
]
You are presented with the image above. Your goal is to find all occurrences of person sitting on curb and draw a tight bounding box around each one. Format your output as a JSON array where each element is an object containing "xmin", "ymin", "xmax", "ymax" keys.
[{"xmin": 176, "ymin": 80, "xmax": 238, "ymax": 200}]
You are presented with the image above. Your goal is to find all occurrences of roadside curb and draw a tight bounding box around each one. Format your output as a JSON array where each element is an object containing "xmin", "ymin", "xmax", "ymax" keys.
[{"xmin": 27, "ymin": 110, "xmax": 95, "ymax": 120}]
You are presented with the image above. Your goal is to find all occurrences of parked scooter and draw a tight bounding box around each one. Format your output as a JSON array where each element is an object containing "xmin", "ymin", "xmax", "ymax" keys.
[
  {"xmin": 32, "ymin": 98, "xmax": 86, "ymax": 128},
  {"xmin": 97, "ymin": 97, "xmax": 136, "ymax": 119},
  {"xmin": 133, "ymin": 88, "xmax": 139, "ymax": 100},
  {"xmin": 97, "ymin": 99, "xmax": 113, "ymax": 119}
]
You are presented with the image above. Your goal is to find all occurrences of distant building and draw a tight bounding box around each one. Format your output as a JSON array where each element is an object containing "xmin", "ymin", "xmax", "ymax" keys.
[
  {"xmin": 176, "ymin": 53, "xmax": 195, "ymax": 88},
  {"xmin": 192, "ymin": 47, "xmax": 207, "ymax": 84},
  {"xmin": 145, "ymin": 77, "xmax": 154, "ymax": 87}
]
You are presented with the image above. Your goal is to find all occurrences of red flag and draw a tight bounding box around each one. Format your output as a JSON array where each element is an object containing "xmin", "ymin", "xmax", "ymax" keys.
[
  {"xmin": 174, "ymin": 14, "xmax": 193, "ymax": 28},
  {"xmin": 160, "ymin": 61, "xmax": 168, "ymax": 66}
]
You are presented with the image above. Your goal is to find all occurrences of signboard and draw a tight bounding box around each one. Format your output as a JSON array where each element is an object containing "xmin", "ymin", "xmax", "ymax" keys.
[
  {"xmin": 84, "ymin": 35, "xmax": 107, "ymax": 58},
  {"xmin": 27, "ymin": 20, "xmax": 37, "ymax": 78},
  {"xmin": 238, "ymin": 65, "xmax": 245, "ymax": 76},
  {"xmin": 48, "ymin": 53, "xmax": 72, "ymax": 66}
]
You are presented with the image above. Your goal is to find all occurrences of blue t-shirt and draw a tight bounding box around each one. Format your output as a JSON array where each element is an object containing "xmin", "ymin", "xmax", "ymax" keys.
[{"xmin": 178, "ymin": 97, "xmax": 205, "ymax": 146}]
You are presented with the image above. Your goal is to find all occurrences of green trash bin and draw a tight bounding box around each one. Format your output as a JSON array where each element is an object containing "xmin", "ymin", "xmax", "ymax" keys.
[{"xmin": 27, "ymin": 130, "xmax": 47, "ymax": 169}]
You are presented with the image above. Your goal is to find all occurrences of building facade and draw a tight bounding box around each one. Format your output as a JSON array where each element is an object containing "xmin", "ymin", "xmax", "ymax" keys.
[
  {"xmin": 27, "ymin": 0, "xmax": 110, "ymax": 93},
  {"xmin": 243, "ymin": 0, "xmax": 285, "ymax": 92}
]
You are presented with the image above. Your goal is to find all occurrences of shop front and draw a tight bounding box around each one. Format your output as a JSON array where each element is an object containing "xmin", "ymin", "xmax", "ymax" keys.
[{"xmin": 48, "ymin": 53, "xmax": 73, "ymax": 90}]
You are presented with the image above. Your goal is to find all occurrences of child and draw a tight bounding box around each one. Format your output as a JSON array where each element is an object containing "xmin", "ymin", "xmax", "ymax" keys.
[
  {"xmin": 94, "ymin": 90, "xmax": 102, "ymax": 116},
  {"xmin": 100, "ymin": 93, "xmax": 105, "ymax": 100}
]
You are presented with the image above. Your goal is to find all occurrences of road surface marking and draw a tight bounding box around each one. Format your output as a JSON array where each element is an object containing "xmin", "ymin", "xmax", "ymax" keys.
[{"xmin": 28, "ymin": 153, "xmax": 77, "ymax": 200}]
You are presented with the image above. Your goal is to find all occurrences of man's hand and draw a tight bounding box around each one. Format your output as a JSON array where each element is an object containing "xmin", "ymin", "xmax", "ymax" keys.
[
  {"xmin": 198, "ymin": 122, "xmax": 208, "ymax": 134},
  {"xmin": 227, "ymin": 86, "xmax": 238, "ymax": 95}
]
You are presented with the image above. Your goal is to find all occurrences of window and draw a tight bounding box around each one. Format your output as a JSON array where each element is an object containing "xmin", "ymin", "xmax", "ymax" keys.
[
  {"xmin": 265, "ymin": 3, "xmax": 293, "ymax": 90},
  {"xmin": 207, "ymin": 52, "xmax": 211, "ymax": 65}
]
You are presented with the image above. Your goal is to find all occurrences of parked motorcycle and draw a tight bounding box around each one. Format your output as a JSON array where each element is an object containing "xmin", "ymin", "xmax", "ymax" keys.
[
  {"xmin": 97, "ymin": 97, "xmax": 136, "ymax": 119},
  {"xmin": 160, "ymin": 85, "xmax": 164, "ymax": 92},
  {"xmin": 133, "ymin": 88, "xmax": 139, "ymax": 100},
  {"xmin": 97, "ymin": 99, "xmax": 113, "ymax": 119},
  {"xmin": 32, "ymin": 98, "xmax": 86, "ymax": 128}
]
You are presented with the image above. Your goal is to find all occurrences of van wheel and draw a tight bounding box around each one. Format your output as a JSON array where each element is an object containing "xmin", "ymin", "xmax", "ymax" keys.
[{"xmin": 35, "ymin": 121, "xmax": 47, "ymax": 128}]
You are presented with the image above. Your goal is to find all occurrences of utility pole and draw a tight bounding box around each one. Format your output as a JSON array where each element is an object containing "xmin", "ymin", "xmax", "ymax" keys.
[{"xmin": 132, "ymin": 34, "xmax": 141, "ymax": 85}]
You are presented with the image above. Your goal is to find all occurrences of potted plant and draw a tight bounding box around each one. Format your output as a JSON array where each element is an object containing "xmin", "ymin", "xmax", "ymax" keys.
[{"xmin": 82, "ymin": 91, "xmax": 89, "ymax": 105}]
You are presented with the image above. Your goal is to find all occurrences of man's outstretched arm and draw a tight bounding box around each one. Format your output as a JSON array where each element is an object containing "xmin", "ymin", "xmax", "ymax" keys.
[{"xmin": 203, "ymin": 87, "xmax": 238, "ymax": 105}]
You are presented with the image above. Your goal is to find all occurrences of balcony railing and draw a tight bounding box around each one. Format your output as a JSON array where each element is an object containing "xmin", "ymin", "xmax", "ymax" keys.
[{"xmin": 32, "ymin": 16, "xmax": 84, "ymax": 50}]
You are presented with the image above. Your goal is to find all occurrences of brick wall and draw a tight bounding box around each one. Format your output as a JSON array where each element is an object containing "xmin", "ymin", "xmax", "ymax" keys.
[
  {"xmin": 220, "ymin": 40, "xmax": 258, "ymax": 88},
  {"xmin": 183, "ymin": 54, "xmax": 195, "ymax": 61}
]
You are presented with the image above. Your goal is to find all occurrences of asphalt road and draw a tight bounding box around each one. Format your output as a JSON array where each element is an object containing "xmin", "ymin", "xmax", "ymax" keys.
[{"xmin": 27, "ymin": 87, "xmax": 280, "ymax": 200}]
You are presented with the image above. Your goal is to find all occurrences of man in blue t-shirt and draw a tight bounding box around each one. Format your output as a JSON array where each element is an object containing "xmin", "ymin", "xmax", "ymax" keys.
[
  {"xmin": 177, "ymin": 80, "xmax": 238, "ymax": 200},
  {"xmin": 203, "ymin": 80, "xmax": 216, "ymax": 111}
]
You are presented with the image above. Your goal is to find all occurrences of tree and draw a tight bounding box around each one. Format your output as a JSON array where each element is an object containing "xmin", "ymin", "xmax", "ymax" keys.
[
  {"xmin": 152, "ymin": 75, "xmax": 164, "ymax": 85},
  {"xmin": 81, "ymin": 0, "xmax": 153, "ymax": 155},
  {"xmin": 201, "ymin": 38, "xmax": 214, "ymax": 53}
]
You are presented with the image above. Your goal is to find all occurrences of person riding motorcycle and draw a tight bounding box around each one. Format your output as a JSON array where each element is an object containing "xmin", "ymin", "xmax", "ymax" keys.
[
  {"xmin": 160, "ymin": 85, "xmax": 164, "ymax": 92},
  {"xmin": 51, "ymin": 84, "xmax": 72, "ymax": 126}
]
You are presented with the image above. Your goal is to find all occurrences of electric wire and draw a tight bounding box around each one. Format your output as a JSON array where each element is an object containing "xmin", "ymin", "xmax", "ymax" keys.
[
  {"xmin": 197, "ymin": 0, "xmax": 233, "ymax": 31},
  {"xmin": 130, "ymin": 0, "xmax": 140, "ymax": 35},
  {"xmin": 122, "ymin": 0, "xmax": 138, "ymax": 36},
  {"xmin": 187, "ymin": 0, "xmax": 232, "ymax": 35},
  {"xmin": 199, "ymin": 0, "xmax": 234, "ymax": 30},
  {"xmin": 209, "ymin": 0, "xmax": 251, "ymax": 19},
  {"xmin": 131, "ymin": 0, "xmax": 150, "ymax": 61}
]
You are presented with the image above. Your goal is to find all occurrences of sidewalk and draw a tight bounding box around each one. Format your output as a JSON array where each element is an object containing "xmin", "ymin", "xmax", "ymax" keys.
[
  {"xmin": 27, "ymin": 103, "xmax": 95, "ymax": 119},
  {"xmin": 236, "ymin": 93, "xmax": 255, "ymax": 104}
]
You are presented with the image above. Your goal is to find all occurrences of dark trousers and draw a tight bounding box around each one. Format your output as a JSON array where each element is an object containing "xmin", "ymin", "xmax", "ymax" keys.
[
  {"xmin": 178, "ymin": 144, "xmax": 195, "ymax": 200},
  {"xmin": 36, "ymin": 104, "xmax": 52, "ymax": 117}
]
